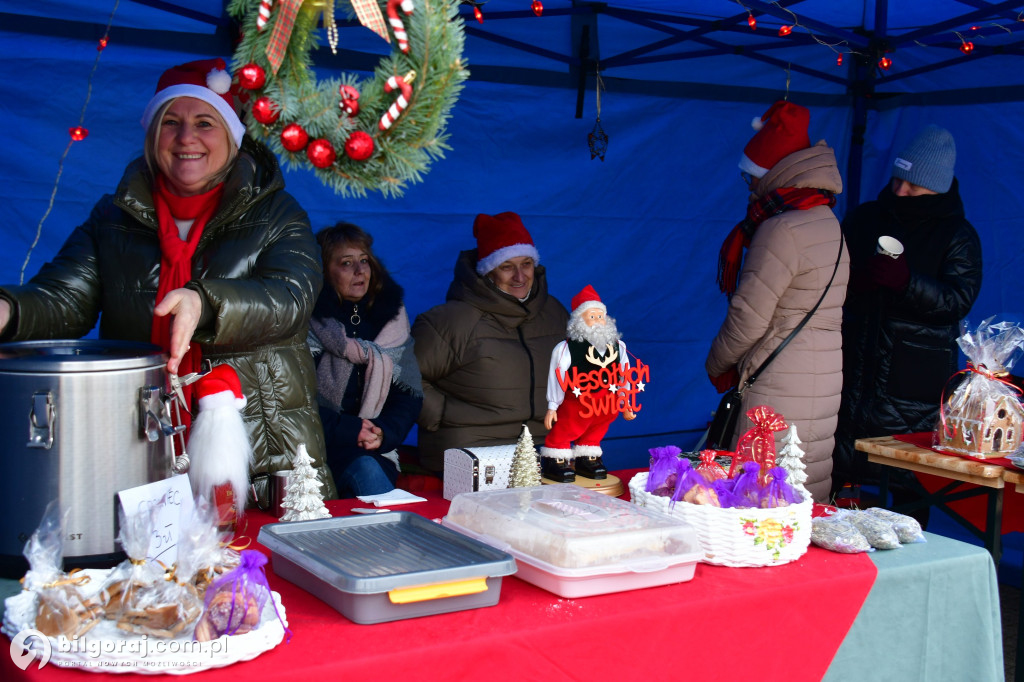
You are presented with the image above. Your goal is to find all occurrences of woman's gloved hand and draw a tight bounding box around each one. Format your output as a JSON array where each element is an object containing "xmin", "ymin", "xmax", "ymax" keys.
[{"xmin": 709, "ymin": 367, "xmax": 739, "ymax": 394}]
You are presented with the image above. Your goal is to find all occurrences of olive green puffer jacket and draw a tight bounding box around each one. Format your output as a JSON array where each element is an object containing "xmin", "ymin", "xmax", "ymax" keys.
[{"xmin": 0, "ymin": 137, "xmax": 336, "ymax": 503}]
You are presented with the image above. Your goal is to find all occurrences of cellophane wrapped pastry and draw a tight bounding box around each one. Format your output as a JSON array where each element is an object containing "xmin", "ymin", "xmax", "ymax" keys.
[
  {"xmin": 23, "ymin": 502, "xmax": 103, "ymax": 638},
  {"xmin": 186, "ymin": 495, "xmax": 241, "ymax": 594},
  {"xmin": 96, "ymin": 507, "xmax": 172, "ymax": 635}
]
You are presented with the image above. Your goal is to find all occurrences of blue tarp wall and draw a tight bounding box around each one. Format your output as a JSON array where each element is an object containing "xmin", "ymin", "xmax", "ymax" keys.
[{"xmin": 3, "ymin": 1, "xmax": 1024, "ymax": 469}]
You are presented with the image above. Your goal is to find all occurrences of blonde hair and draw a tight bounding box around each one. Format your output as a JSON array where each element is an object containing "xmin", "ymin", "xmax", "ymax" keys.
[{"xmin": 144, "ymin": 98, "xmax": 238, "ymax": 191}]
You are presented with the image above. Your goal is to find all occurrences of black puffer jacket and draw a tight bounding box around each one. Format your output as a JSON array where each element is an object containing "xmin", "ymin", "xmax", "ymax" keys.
[
  {"xmin": 0, "ymin": 138, "xmax": 336, "ymax": 502},
  {"xmin": 834, "ymin": 178, "xmax": 982, "ymax": 483}
]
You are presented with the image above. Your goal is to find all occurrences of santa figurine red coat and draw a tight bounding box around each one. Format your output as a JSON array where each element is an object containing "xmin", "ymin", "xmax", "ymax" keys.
[{"xmin": 540, "ymin": 285, "xmax": 635, "ymax": 482}]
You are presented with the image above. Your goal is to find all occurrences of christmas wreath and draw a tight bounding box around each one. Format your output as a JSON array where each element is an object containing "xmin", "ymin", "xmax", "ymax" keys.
[{"xmin": 227, "ymin": 0, "xmax": 468, "ymax": 197}]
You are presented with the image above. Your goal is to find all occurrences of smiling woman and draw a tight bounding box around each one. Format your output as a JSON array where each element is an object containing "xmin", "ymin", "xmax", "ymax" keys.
[
  {"xmin": 0, "ymin": 57, "xmax": 338, "ymax": 506},
  {"xmin": 410, "ymin": 212, "xmax": 570, "ymax": 475},
  {"xmin": 152, "ymin": 98, "xmax": 235, "ymax": 197}
]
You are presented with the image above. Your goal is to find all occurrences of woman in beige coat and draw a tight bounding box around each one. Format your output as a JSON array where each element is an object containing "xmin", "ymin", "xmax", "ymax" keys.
[{"xmin": 706, "ymin": 101, "xmax": 849, "ymax": 503}]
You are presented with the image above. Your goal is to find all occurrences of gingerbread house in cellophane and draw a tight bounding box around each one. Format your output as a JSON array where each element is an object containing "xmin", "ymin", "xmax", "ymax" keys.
[{"xmin": 934, "ymin": 318, "xmax": 1024, "ymax": 458}]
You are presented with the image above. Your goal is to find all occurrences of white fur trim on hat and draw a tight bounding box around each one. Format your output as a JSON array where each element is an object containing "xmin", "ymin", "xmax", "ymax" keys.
[
  {"xmin": 197, "ymin": 389, "xmax": 247, "ymax": 412},
  {"xmin": 140, "ymin": 83, "xmax": 246, "ymax": 149},
  {"xmin": 571, "ymin": 299, "xmax": 607, "ymax": 317},
  {"xmin": 475, "ymin": 243, "xmax": 541, "ymax": 276},
  {"xmin": 738, "ymin": 153, "xmax": 769, "ymax": 179}
]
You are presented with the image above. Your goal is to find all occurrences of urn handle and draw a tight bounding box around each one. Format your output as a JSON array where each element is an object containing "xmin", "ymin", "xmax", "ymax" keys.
[{"xmin": 27, "ymin": 391, "xmax": 55, "ymax": 449}]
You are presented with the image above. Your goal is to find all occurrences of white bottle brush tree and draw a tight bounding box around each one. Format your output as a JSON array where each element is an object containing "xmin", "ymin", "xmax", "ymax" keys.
[
  {"xmin": 281, "ymin": 443, "xmax": 331, "ymax": 521},
  {"xmin": 510, "ymin": 424, "xmax": 542, "ymax": 488},
  {"xmin": 777, "ymin": 424, "xmax": 810, "ymax": 500}
]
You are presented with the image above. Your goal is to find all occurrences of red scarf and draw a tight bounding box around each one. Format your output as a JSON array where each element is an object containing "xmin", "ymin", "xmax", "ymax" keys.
[
  {"xmin": 151, "ymin": 175, "xmax": 224, "ymax": 416},
  {"xmin": 717, "ymin": 186, "xmax": 835, "ymax": 296}
]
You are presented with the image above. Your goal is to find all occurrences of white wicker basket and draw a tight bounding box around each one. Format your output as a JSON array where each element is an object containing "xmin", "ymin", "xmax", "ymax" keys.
[{"xmin": 628, "ymin": 471, "xmax": 811, "ymax": 567}]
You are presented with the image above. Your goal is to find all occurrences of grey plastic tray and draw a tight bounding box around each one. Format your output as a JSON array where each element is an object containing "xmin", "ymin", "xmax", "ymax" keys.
[{"xmin": 258, "ymin": 512, "xmax": 517, "ymax": 624}]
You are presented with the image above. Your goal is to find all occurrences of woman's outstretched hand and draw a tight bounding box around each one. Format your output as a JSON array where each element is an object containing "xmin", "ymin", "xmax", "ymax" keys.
[{"xmin": 155, "ymin": 288, "xmax": 202, "ymax": 374}]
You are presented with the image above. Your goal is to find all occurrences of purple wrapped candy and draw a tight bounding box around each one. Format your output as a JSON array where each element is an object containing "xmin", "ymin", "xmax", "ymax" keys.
[
  {"xmin": 760, "ymin": 466, "xmax": 803, "ymax": 507},
  {"xmin": 729, "ymin": 461, "xmax": 762, "ymax": 508},
  {"xmin": 646, "ymin": 445, "xmax": 683, "ymax": 492}
]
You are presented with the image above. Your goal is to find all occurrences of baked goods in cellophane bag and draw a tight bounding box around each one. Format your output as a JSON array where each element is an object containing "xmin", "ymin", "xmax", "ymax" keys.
[
  {"xmin": 186, "ymin": 495, "xmax": 242, "ymax": 593},
  {"xmin": 22, "ymin": 502, "xmax": 103, "ymax": 638},
  {"xmin": 934, "ymin": 317, "xmax": 1024, "ymax": 458},
  {"xmin": 95, "ymin": 506, "xmax": 180, "ymax": 636},
  {"xmin": 194, "ymin": 549, "xmax": 286, "ymax": 642}
]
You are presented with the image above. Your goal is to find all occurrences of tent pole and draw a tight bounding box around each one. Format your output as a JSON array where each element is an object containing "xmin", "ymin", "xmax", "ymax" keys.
[{"xmin": 846, "ymin": 0, "xmax": 887, "ymax": 211}]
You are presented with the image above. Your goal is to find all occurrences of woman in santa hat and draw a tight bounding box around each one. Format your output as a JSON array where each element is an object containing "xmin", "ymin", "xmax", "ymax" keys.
[
  {"xmin": 0, "ymin": 58, "xmax": 335, "ymax": 503},
  {"xmin": 706, "ymin": 101, "xmax": 850, "ymax": 504},
  {"xmin": 412, "ymin": 212, "xmax": 569, "ymax": 475}
]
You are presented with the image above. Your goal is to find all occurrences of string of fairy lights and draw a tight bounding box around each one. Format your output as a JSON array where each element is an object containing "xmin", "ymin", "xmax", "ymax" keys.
[
  {"xmin": 734, "ymin": 0, "xmax": 1024, "ymax": 71},
  {"xmin": 26, "ymin": 0, "xmax": 1024, "ymax": 264},
  {"xmin": 23, "ymin": 1, "xmax": 120, "ymax": 283}
]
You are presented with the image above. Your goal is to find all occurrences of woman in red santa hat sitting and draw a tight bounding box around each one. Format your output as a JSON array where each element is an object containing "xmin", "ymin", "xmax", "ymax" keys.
[{"xmin": 0, "ymin": 57, "xmax": 335, "ymax": 505}]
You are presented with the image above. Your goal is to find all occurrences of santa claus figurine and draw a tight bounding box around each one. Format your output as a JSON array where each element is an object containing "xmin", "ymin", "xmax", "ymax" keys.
[
  {"xmin": 187, "ymin": 364, "xmax": 252, "ymax": 528},
  {"xmin": 541, "ymin": 285, "xmax": 634, "ymax": 482}
]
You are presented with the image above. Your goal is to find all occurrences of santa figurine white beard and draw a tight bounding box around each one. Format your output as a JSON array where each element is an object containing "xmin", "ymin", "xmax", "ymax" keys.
[{"xmin": 186, "ymin": 364, "xmax": 252, "ymax": 528}]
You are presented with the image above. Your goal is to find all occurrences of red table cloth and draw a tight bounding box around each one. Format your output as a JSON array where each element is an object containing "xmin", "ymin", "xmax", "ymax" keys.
[{"xmin": 3, "ymin": 470, "xmax": 877, "ymax": 681}]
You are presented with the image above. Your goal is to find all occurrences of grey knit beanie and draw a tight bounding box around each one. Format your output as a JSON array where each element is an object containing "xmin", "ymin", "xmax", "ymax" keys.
[{"xmin": 891, "ymin": 124, "xmax": 956, "ymax": 194}]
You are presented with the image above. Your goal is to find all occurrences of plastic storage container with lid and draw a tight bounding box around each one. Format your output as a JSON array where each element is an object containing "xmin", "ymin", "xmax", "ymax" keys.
[
  {"xmin": 258, "ymin": 512, "xmax": 517, "ymax": 624},
  {"xmin": 442, "ymin": 484, "xmax": 701, "ymax": 598}
]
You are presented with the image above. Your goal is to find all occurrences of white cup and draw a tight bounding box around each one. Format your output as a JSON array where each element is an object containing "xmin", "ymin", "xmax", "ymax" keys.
[{"xmin": 877, "ymin": 235, "xmax": 905, "ymax": 259}]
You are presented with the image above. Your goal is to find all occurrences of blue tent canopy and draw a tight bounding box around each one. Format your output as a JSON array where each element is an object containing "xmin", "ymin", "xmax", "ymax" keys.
[{"xmin": 2, "ymin": 0, "xmax": 1022, "ymax": 467}]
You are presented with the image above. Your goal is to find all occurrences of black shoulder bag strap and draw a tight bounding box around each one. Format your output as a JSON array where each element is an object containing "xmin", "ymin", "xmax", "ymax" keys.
[{"xmin": 739, "ymin": 232, "xmax": 845, "ymax": 395}]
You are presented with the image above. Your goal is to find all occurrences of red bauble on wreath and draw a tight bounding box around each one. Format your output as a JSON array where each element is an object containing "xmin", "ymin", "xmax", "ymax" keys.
[
  {"xmin": 344, "ymin": 131, "xmax": 375, "ymax": 161},
  {"xmin": 238, "ymin": 62, "xmax": 267, "ymax": 90},
  {"xmin": 307, "ymin": 138, "xmax": 337, "ymax": 168},
  {"xmin": 280, "ymin": 123, "xmax": 309, "ymax": 152},
  {"xmin": 252, "ymin": 97, "xmax": 280, "ymax": 125}
]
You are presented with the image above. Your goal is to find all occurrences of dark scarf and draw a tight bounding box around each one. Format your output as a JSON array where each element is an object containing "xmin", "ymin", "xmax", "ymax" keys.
[
  {"xmin": 151, "ymin": 175, "xmax": 223, "ymax": 417},
  {"xmin": 717, "ymin": 187, "xmax": 836, "ymax": 296}
]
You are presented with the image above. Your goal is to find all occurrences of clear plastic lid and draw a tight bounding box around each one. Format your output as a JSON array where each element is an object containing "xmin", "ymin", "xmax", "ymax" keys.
[{"xmin": 444, "ymin": 484, "xmax": 699, "ymax": 570}]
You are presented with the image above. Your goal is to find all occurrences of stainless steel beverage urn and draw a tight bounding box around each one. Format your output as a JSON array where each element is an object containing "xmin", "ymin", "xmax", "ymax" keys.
[{"xmin": 0, "ymin": 340, "xmax": 179, "ymax": 577}]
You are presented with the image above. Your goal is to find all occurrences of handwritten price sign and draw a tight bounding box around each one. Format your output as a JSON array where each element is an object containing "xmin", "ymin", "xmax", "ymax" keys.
[{"xmin": 116, "ymin": 474, "xmax": 195, "ymax": 565}]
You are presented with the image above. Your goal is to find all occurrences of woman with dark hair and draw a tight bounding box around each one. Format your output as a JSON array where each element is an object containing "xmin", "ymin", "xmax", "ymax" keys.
[
  {"xmin": 0, "ymin": 57, "xmax": 334, "ymax": 505},
  {"xmin": 309, "ymin": 223, "xmax": 423, "ymax": 496}
]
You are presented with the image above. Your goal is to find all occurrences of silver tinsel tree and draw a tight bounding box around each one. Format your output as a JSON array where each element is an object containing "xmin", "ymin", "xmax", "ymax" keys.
[{"xmin": 510, "ymin": 424, "xmax": 542, "ymax": 488}]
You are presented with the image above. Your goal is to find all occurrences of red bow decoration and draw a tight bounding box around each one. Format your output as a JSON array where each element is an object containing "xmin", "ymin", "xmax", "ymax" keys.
[{"xmin": 729, "ymin": 405, "xmax": 788, "ymax": 483}]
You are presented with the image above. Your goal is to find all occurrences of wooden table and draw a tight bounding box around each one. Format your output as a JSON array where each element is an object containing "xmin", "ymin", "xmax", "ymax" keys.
[{"xmin": 854, "ymin": 435, "xmax": 1006, "ymax": 563}]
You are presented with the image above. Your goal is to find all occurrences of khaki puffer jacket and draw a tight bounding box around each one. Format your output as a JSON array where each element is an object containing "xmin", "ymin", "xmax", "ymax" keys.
[
  {"xmin": 706, "ymin": 142, "xmax": 850, "ymax": 502},
  {"xmin": 412, "ymin": 250, "xmax": 569, "ymax": 472},
  {"xmin": 0, "ymin": 138, "xmax": 336, "ymax": 503}
]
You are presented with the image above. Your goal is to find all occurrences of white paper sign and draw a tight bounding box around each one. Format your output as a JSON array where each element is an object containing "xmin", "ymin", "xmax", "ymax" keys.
[{"xmin": 116, "ymin": 474, "xmax": 195, "ymax": 565}]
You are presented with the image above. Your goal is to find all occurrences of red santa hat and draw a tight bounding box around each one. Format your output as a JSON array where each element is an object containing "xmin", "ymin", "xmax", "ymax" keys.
[
  {"xmin": 738, "ymin": 101, "xmax": 811, "ymax": 179},
  {"xmin": 570, "ymin": 284, "xmax": 606, "ymax": 317},
  {"xmin": 140, "ymin": 58, "xmax": 246, "ymax": 148},
  {"xmin": 196, "ymin": 363, "xmax": 247, "ymax": 412},
  {"xmin": 473, "ymin": 212, "xmax": 541, "ymax": 276}
]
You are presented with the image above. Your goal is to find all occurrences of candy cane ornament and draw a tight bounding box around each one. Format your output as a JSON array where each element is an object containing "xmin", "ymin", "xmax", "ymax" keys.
[
  {"xmin": 379, "ymin": 72, "xmax": 415, "ymax": 131},
  {"xmin": 387, "ymin": 0, "xmax": 415, "ymax": 54},
  {"xmin": 257, "ymin": 0, "xmax": 274, "ymax": 32}
]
